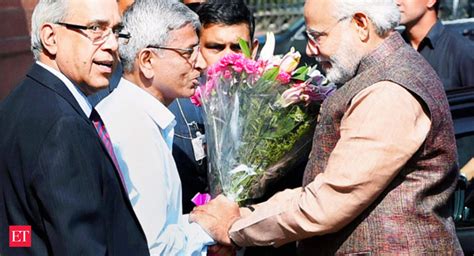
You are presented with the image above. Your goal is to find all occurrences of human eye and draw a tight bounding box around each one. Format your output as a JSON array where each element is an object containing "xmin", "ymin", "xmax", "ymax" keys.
[
  {"xmin": 230, "ymin": 44, "xmax": 242, "ymax": 52},
  {"xmin": 205, "ymin": 43, "xmax": 225, "ymax": 52},
  {"xmin": 306, "ymin": 30, "xmax": 323, "ymax": 43},
  {"xmin": 87, "ymin": 24, "xmax": 102, "ymax": 32},
  {"xmin": 112, "ymin": 24, "xmax": 124, "ymax": 35},
  {"xmin": 180, "ymin": 48, "xmax": 193, "ymax": 59}
]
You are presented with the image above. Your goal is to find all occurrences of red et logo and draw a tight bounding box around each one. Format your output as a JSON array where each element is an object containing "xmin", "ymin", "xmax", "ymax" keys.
[{"xmin": 9, "ymin": 225, "xmax": 31, "ymax": 247}]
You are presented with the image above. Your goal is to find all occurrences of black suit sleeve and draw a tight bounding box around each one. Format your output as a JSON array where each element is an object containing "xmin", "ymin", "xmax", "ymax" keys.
[{"xmin": 31, "ymin": 116, "xmax": 108, "ymax": 255}]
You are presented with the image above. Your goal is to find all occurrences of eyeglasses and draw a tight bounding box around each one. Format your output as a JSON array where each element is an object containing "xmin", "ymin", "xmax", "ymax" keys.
[
  {"xmin": 305, "ymin": 16, "xmax": 350, "ymax": 46},
  {"xmin": 147, "ymin": 44, "xmax": 200, "ymax": 63},
  {"xmin": 56, "ymin": 22, "xmax": 131, "ymax": 45}
]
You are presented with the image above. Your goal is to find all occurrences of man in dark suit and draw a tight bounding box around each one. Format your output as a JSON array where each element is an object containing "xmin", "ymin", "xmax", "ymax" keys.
[{"xmin": 0, "ymin": 0, "xmax": 149, "ymax": 255}]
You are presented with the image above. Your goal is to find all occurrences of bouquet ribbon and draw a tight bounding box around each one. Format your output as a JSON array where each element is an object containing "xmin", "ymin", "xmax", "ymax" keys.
[{"xmin": 191, "ymin": 192, "xmax": 212, "ymax": 206}]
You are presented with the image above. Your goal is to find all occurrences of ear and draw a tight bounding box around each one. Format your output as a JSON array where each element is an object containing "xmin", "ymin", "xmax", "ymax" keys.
[
  {"xmin": 137, "ymin": 49, "xmax": 156, "ymax": 80},
  {"xmin": 40, "ymin": 23, "xmax": 58, "ymax": 56},
  {"xmin": 251, "ymin": 38, "xmax": 259, "ymax": 59},
  {"xmin": 426, "ymin": 0, "xmax": 437, "ymax": 9},
  {"xmin": 352, "ymin": 13, "xmax": 370, "ymax": 41}
]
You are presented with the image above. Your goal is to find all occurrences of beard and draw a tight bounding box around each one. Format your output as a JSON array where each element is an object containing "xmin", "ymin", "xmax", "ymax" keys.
[{"xmin": 316, "ymin": 34, "xmax": 364, "ymax": 85}]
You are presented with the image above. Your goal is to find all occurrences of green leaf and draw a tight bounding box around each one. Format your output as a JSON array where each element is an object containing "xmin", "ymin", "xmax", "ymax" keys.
[
  {"xmin": 262, "ymin": 67, "xmax": 280, "ymax": 81},
  {"xmin": 292, "ymin": 66, "xmax": 309, "ymax": 81},
  {"xmin": 238, "ymin": 38, "xmax": 251, "ymax": 58}
]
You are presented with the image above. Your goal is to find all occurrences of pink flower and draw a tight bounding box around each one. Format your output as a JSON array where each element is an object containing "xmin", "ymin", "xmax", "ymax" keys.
[
  {"xmin": 257, "ymin": 60, "xmax": 267, "ymax": 75},
  {"xmin": 207, "ymin": 65, "xmax": 219, "ymax": 77},
  {"xmin": 279, "ymin": 81, "xmax": 336, "ymax": 107},
  {"xmin": 299, "ymin": 82, "xmax": 337, "ymax": 104},
  {"xmin": 279, "ymin": 48, "xmax": 301, "ymax": 73},
  {"xmin": 277, "ymin": 72, "xmax": 291, "ymax": 84},
  {"xmin": 232, "ymin": 61, "xmax": 244, "ymax": 73},
  {"xmin": 203, "ymin": 76, "xmax": 218, "ymax": 97},
  {"xmin": 280, "ymin": 86, "xmax": 303, "ymax": 107},
  {"xmin": 190, "ymin": 86, "xmax": 202, "ymax": 106},
  {"xmin": 223, "ymin": 69, "xmax": 232, "ymax": 79},
  {"xmin": 219, "ymin": 53, "xmax": 243, "ymax": 68},
  {"xmin": 243, "ymin": 60, "xmax": 259, "ymax": 74}
]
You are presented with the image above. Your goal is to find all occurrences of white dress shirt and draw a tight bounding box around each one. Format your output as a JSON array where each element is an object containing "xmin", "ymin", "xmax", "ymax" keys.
[
  {"xmin": 36, "ymin": 61, "xmax": 92, "ymax": 117},
  {"xmin": 96, "ymin": 78, "xmax": 213, "ymax": 256}
]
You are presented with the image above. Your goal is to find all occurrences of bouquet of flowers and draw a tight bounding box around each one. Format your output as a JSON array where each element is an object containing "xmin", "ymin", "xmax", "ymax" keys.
[{"xmin": 191, "ymin": 33, "xmax": 335, "ymax": 205}]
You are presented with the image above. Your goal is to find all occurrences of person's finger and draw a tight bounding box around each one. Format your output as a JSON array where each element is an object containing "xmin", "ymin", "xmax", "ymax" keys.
[
  {"xmin": 189, "ymin": 207, "xmax": 213, "ymax": 223},
  {"xmin": 188, "ymin": 209, "xmax": 202, "ymax": 223}
]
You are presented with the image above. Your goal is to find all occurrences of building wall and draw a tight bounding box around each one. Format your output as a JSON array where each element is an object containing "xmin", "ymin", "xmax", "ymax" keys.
[{"xmin": 0, "ymin": 0, "xmax": 37, "ymax": 100}]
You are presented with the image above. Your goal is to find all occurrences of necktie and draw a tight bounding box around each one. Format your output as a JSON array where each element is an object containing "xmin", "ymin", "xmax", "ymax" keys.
[{"xmin": 90, "ymin": 109, "xmax": 128, "ymax": 192}]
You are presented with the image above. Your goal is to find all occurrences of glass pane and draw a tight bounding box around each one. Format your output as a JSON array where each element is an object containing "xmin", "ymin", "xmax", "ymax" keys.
[
  {"xmin": 457, "ymin": 132, "xmax": 474, "ymax": 167},
  {"xmin": 439, "ymin": 0, "xmax": 474, "ymax": 20}
]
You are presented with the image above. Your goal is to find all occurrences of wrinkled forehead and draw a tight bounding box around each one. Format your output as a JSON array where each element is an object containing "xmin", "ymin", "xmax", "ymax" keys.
[
  {"xmin": 304, "ymin": 0, "xmax": 336, "ymax": 28},
  {"xmin": 65, "ymin": 0, "xmax": 120, "ymax": 24}
]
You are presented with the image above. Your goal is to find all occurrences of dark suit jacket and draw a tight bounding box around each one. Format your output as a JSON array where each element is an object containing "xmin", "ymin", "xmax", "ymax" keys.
[{"xmin": 0, "ymin": 64, "xmax": 149, "ymax": 256}]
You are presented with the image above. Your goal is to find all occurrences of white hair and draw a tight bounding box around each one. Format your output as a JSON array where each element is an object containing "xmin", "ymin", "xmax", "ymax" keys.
[
  {"xmin": 332, "ymin": 0, "xmax": 400, "ymax": 36},
  {"xmin": 30, "ymin": 0, "xmax": 69, "ymax": 60},
  {"xmin": 119, "ymin": 0, "xmax": 200, "ymax": 72}
]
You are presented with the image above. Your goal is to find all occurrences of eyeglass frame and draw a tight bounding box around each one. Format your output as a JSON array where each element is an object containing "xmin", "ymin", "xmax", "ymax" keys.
[
  {"xmin": 56, "ymin": 22, "xmax": 131, "ymax": 45},
  {"xmin": 305, "ymin": 16, "xmax": 351, "ymax": 47},
  {"xmin": 146, "ymin": 44, "xmax": 200, "ymax": 63}
]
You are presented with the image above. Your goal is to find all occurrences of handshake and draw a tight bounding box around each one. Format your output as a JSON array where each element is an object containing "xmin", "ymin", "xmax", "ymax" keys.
[{"xmin": 189, "ymin": 195, "xmax": 254, "ymax": 255}]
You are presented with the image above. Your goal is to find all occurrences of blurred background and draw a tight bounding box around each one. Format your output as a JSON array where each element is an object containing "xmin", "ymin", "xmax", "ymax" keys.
[
  {"xmin": 0, "ymin": 0, "xmax": 35, "ymax": 101},
  {"xmin": 1, "ymin": 0, "xmax": 473, "ymax": 100}
]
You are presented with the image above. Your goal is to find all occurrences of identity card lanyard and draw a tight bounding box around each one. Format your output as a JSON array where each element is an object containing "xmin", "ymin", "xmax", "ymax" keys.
[{"xmin": 175, "ymin": 99, "xmax": 206, "ymax": 162}]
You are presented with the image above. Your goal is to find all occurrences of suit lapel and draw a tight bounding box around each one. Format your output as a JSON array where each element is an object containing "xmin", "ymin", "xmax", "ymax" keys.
[
  {"xmin": 26, "ymin": 63, "xmax": 88, "ymax": 121},
  {"xmin": 25, "ymin": 63, "xmax": 147, "ymax": 240},
  {"xmin": 26, "ymin": 64, "xmax": 135, "ymax": 208}
]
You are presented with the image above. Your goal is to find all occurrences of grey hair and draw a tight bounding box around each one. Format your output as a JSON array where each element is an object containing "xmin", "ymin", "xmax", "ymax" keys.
[
  {"xmin": 31, "ymin": 0, "xmax": 69, "ymax": 60},
  {"xmin": 332, "ymin": 0, "xmax": 400, "ymax": 36},
  {"xmin": 120, "ymin": 0, "xmax": 201, "ymax": 72}
]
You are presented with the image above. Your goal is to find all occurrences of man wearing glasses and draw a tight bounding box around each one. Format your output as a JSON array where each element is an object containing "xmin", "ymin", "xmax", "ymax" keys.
[
  {"xmin": 96, "ymin": 1, "xmax": 212, "ymax": 255},
  {"xmin": 0, "ymin": 0, "xmax": 148, "ymax": 255}
]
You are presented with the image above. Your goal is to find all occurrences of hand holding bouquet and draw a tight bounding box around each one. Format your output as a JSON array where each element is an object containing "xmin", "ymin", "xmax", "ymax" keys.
[{"xmin": 191, "ymin": 33, "xmax": 335, "ymax": 205}]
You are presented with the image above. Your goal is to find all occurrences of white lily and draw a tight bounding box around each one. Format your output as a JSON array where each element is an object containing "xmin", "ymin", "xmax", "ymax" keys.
[
  {"xmin": 258, "ymin": 31, "xmax": 275, "ymax": 62},
  {"xmin": 306, "ymin": 64, "xmax": 322, "ymax": 78}
]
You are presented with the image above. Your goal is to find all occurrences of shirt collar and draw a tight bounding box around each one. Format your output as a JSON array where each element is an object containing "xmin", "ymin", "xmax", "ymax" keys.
[
  {"xmin": 118, "ymin": 78, "xmax": 176, "ymax": 132},
  {"xmin": 424, "ymin": 20, "xmax": 444, "ymax": 48},
  {"xmin": 36, "ymin": 61, "xmax": 92, "ymax": 117},
  {"xmin": 401, "ymin": 20, "xmax": 444, "ymax": 50}
]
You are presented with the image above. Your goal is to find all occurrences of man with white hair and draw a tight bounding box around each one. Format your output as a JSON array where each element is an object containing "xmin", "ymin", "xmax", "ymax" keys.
[
  {"xmin": 96, "ymin": 1, "xmax": 212, "ymax": 255},
  {"xmin": 0, "ymin": 0, "xmax": 149, "ymax": 255},
  {"xmin": 189, "ymin": 0, "xmax": 463, "ymax": 254}
]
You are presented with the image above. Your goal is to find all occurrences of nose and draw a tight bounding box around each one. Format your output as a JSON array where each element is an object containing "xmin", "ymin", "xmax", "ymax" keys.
[
  {"xmin": 101, "ymin": 30, "xmax": 119, "ymax": 52},
  {"xmin": 194, "ymin": 50, "xmax": 208, "ymax": 72},
  {"xmin": 306, "ymin": 41, "xmax": 319, "ymax": 57},
  {"xmin": 223, "ymin": 47, "xmax": 234, "ymax": 56}
]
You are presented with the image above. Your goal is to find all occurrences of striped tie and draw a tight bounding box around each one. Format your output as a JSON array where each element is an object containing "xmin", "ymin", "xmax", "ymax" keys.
[{"xmin": 90, "ymin": 109, "xmax": 128, "ymax": 192}]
